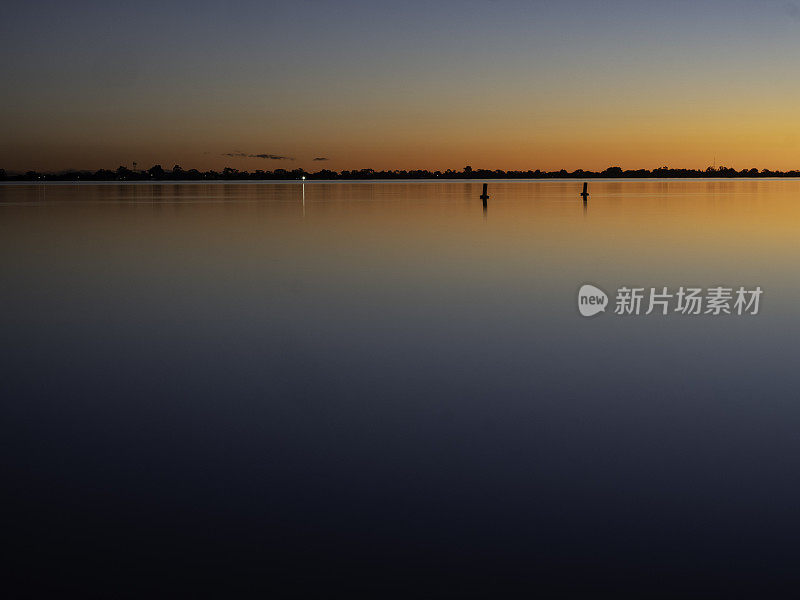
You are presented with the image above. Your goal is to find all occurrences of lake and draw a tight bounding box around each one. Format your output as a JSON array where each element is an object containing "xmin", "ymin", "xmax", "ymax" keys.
[{"xmin": 3, "ymin": 179, "xmax": 800, "ymax": 595}]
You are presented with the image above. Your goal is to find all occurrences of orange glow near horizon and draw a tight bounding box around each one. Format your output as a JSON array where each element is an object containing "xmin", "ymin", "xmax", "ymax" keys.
[
  {"xmin": 4, "ymin": 1, "xmax": 800, "ymax": 174},
  {"xmin": 5, "ymin": 93, "xmax": 800, "ymax": 174}
]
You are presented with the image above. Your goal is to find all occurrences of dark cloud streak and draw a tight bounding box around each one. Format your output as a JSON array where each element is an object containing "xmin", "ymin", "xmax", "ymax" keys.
[
  {"xmin": 313, "ymin": 157, "xmax": 329, "ymax": 161},
  {"xmin": 222, "ymin": 152, "xmax": 294, "ymax": 160}
]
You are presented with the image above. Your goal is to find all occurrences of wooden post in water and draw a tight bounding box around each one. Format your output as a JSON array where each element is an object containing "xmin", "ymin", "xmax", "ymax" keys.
[
  {"xmin": 580, "ymin": 181, "xmax": 589, "ymax": 201},
  {"xmin": 480, "ymin": 183, "xmax": 489, "ymax": 209}
]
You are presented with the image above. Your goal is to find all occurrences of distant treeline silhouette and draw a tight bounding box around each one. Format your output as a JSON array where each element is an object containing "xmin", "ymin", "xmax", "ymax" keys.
[{"xmin": 2, "ymin": 164, "xmax": 800, "ymax": 181}]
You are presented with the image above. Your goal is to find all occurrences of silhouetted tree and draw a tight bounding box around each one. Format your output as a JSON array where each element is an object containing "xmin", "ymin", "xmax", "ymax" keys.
[{"xmin": 6, "ymin": 163, "xmax": 800, "ymax": 181}]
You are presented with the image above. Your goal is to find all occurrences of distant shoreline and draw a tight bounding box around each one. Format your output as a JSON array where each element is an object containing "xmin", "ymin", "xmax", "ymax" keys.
[
  {"xmin": 3, "ymin": 165, "xmax": 800, "ymax": 182},
  {"xmin": 4, "ymin": 176, "xmax": 800, "ymax": 185}
]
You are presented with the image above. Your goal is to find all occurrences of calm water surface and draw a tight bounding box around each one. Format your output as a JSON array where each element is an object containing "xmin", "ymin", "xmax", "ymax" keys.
[{"xmin": 3, "ymin": 180, "xmax": 800, "ymax": 595}]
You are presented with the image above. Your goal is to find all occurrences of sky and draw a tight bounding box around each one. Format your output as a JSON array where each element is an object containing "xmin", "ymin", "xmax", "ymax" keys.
[{"xmin": 2, "ymin": 0, "xmax": 800, "ymax": 172}]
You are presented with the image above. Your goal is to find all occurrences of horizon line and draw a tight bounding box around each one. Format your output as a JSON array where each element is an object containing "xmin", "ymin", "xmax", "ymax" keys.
[{"xmin": 3, "ymin": 164, "xmax": 800, "ymax": 182}]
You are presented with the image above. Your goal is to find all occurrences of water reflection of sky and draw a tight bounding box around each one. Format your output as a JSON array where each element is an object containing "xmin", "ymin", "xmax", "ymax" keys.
[{"xmin": 3, "ymin": 180, "xmax": 800, "ymax": 595}]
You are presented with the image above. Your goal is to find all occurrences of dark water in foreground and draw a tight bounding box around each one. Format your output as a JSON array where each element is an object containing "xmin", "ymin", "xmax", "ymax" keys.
[{"xmin": 3, "ymin": 180, "xmax": 800, "ymax": 596}]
